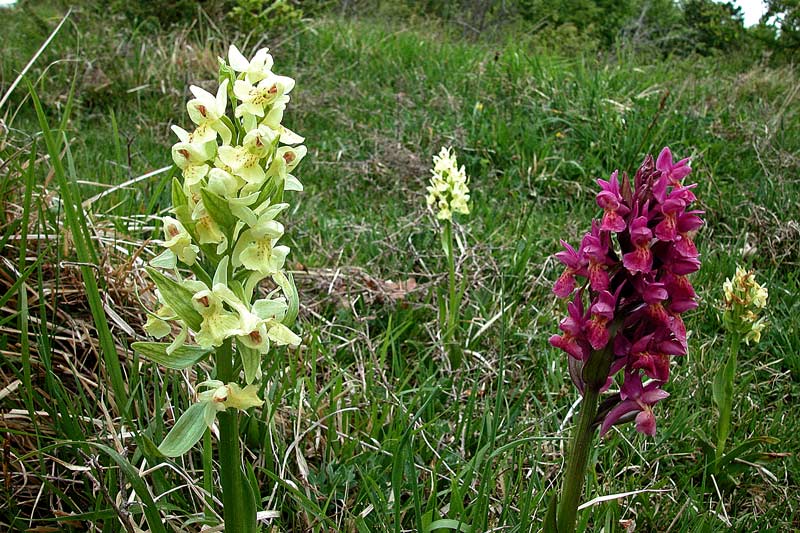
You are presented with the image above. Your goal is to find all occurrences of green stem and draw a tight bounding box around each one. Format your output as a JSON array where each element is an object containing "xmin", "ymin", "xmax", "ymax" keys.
[
  {"xmin": 216, "ymin": 339, "xmax": 257, "ymax": 533},
  {"xmin": 715, "ymin": 332, "xmax": 741, "ymax": 463},
  {"xmin": 557, "ymin": 385, "xmax": 601, "ymax": 533},
  {"xmin": 446, "ymin": 221, "xmax": 457, "ymax": 336},
  {"xmin": 443, "ymin": 220, "xmax": 460, "ymax": 366}
]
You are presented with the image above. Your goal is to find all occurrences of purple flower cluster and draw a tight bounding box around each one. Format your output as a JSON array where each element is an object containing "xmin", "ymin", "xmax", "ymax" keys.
[{"xmin": 549, "ymin": 148, "xmax": 703, "ymax": 436}]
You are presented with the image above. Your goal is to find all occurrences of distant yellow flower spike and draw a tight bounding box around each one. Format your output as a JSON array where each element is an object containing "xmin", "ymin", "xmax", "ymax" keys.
[
  {"xmin": 722, "ymin": 265, "xmax": 768, "ymax": 344},
  {"xmin": 426, "ymin": 147, "xmax": 470, "ymax": 221}
]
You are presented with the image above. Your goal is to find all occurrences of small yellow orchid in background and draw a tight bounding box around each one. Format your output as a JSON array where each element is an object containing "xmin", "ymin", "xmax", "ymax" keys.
[
  {"xmin": 722, "ymin": 266, "xmax": 768, "ymax": 345},
  {"xmin": 426, "ymin": 147, "xmax": 470, "ymax": 221}
]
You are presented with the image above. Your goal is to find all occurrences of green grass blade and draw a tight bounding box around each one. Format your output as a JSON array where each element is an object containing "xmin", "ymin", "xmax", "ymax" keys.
[{"xmin": 28, "ymin": 81, "xmax": 129, "ymax": 410}]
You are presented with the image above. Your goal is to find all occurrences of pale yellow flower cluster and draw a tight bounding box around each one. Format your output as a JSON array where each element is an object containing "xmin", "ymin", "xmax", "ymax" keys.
[
  {"xmin": 722, "ymin": 266, "xmax": 768, "ymax": 345},
  {"xmin": 138, "ymin": 46, "xmax": 306, "ymax": 442},
  {"xmin": 426, "ymin": 147, "xmax": 470, "ymax": 221}
]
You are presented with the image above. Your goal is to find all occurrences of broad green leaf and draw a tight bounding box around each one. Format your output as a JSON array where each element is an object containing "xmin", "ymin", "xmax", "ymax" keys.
[
  {"xmin": 132, "ymin": 342, "xmax": 211, "ymax": 370},
  {"xmin": 146, "ymin": 267, "xmax": 203, "ymax": 331},
  {"xmin": 158, "ymin": 402, "xmax": 214, "ymax": 457},
  {"xmin": 201, "ymin": 188, "xmax": 237, "ymax": 229}
]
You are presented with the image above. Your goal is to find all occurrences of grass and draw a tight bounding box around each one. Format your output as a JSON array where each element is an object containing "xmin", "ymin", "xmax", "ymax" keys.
[{"xmin": 1, "ymin": 2, "xmax": 799, "ymax": 531}]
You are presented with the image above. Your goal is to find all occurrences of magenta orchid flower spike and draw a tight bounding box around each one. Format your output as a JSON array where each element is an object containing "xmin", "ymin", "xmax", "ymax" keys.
[
  {"xmin": 549, "ymin": 147, "xmax": 703, "ymax": 531},
  {"xmin": 550, "ymin": 147, "xmax": 703, "ymax": 438}
]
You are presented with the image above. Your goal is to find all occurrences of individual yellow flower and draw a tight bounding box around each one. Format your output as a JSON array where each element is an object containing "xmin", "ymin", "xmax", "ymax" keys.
[
  {"xmin": 191, "ymin": 287, "xmax": 243, "ymax": 348},
  {"xmin": 234, "ymin": 74, "xmax": 295, "ymax": 118},
  {"xmin": 161, "ymin": 217, "xmax": 198, "ymax": 266},
  {"xmin": 186, "ymin": 80, "xmax": 232, "ymax": 145},
  {"xmin": 198, "ymin": 381, "xmax": 264, "ymax": 411},
  {"xmin": 231, "ymin": 205, "xmax": 290, "ymax": 278},
  {"xmin": 234, "ymin": 222, "xmax": 289, "ymax": 276},
  {"xmin": 217, "ymin": 144, "xmax": 266, "ymax": 184},
  {"xmin": 171, "ymin": 138, "xmax": 212, "ymax": 189},
  {"xmin": 228, "ymin": 45, "xmax": 273, "ymax": 83}
]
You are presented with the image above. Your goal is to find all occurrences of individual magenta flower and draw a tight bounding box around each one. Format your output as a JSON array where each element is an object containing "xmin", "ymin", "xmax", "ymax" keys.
[
  {"xmin": 596, "ymin": 171, "xmax": 629, "ymax": 232},
  {"xmin": 622, "ymin": 213, "xmax": 653, "ymax": 274},
  {"xmin": 599, "ymin": 370, "xmax": 670, "ymax": 436},
  {"xmin": 656, "ymin": 146, "xmax": 692, "ymax": 186},
  {"xmin": 553, "ymin": 241, "xmax": 586, "ymax": 298},
  {"xmin": 581, "ymin": 222, "xmax": 612, "ymax": 292},
  {"xmin": 549, "ymin": 293, "xmax": 590, "ymax": 361},
  {"xmin": 426, "ymin": 147, "xmax": 470, "ymax": 221}
]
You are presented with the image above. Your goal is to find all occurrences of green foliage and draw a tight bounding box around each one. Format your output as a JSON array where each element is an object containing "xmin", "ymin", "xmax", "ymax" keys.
[
  {"xmin": 765, "ymin": 0, "xmax": 800, "ymax": 54},
  {"xmin": 106, "ymin": 0, "xmax": 228, "ymax": 29},
  {"xmin": 684, "ymin": 0, "xmax": 748, "ymax": 54},
  {"xmin": 226, "ymin": 0, "xmax": 304, "ymax": 35},
  {"xmin": 1, "ymin": 2, "xmax": 799, "ymax": 531}
]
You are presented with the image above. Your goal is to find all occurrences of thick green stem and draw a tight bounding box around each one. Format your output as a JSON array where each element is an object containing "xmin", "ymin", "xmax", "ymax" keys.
[
  {"xmin": 557, "ymin": 385, "xmax": 601, "ymax": 532},
  {"xmin": 216, "ymin": 339, "xmax": 257, "ymax": 533}
]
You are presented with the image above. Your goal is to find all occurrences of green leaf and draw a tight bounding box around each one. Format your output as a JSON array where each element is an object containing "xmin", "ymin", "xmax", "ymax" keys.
[
  {"xmin": 171, "ymin": 176, "xmax": 187, "ymax": 209},
  {"xmin": 274, "ymin": 271, "xmax": 299, "ymax": 327},
  {"xmin": 717, "ymin": 436, "xmax": 778, "ymax": 472},
  {"xmin": 238, "ymin": 343, "xmax": 262, "ymax": 385},
  {"xmin": 29, "ymin": 82, "xmax": 129, "ymax": 409},
  {"xmin": 201, "ymin": 187, "xmax": 237, "ymax": 229},
  {"xmin": 424, "ymin": 520, "xmax": 473, "ymax": 533},
  {"xmin": 132, "ymin": 342, "xmax": 211, "ymax": 370},
  {"xmin": 145, "ymin": 267, "xmax": 203, "ymax": 331},
  {"xmin": 158, "ymin": 402, "xmax": 214, "ymax": 457}
]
